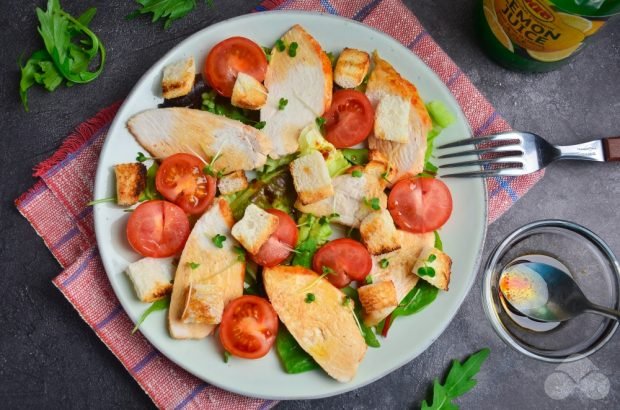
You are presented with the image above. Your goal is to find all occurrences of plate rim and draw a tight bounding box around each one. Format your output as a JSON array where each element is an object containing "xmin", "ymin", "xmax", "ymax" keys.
[{"xmin": 94, "ymin": 10, "xmax": 488, "ymax": 400}]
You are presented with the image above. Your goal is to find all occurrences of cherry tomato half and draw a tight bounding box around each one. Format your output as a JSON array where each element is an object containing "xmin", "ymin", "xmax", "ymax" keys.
[
  {"xmin": 126, "ymin": 200, "xmax": 190, "ymax": 258},
  {"xmin": 251, "ymin": 209, "xmax": 298, "ymax": 268},
  {"xmin": 312, "ymin": 238, "xmax": 373, "ymax": 288},
  {"xmin": 388, "ymin": 177, "xmax": 453, "ymax": 233},
  {"xmin": 219, "ymin": 295, "xmax": 279, "ymax": 359},
  {"xmin": 203, "ymin": 37, "xmax": 268, "ymax": 97},
  {"xmin": 155, "ymin": 153, "xmax": 216, "ymax": 215},
  {"xmin": 324, "ymin": 90, "xmax": 374, "ymax": 148}
]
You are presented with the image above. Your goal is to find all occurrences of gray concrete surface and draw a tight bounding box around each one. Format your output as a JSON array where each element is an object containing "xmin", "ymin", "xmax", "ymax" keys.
[{"xmin": 1, "ymin": 0, "xmax": 618, "ymax": 409}]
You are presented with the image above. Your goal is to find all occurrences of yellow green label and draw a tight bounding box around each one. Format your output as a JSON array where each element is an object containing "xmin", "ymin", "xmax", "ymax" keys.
[{"xmin": 483, "ymin": 0, "xmax": 607, "ymax": 62}]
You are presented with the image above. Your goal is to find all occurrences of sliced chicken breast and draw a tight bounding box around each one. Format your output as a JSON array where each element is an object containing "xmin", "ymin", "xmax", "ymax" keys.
[
  {"xmin": 260, "ymin": 25, "xmax": 333, "ymax": 158},
  {"xmin": 295, "ymin": 164, "xmax": 388, "ymax": 228},
  {"xmin": 366, "ymin": 52, "xmax": 432, "ymax": 180},
  {"xmin": 361, "ymin": 230, "xmax": 435, "ymax": 326},
  {"xmin": 168, "ymin": 199, "xmax": 245, "ymax": 339},
  {"xmin": 127, "ymin": 107, "xmax": 272, "ymax": 171},
  {"xmin": 263, "ymin": 265, "xmax": 367, "ymax": 382}
]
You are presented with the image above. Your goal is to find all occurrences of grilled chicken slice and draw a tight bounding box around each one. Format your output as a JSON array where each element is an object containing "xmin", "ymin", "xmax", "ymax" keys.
[
  {"xmin": 360, "ymin": 230, "xmax": 435, "ymax": 326},
  {"xmin": 366, "ymin": 52, "xmax": 432, "ymax": 180},
  {"xmin": 168, "ymin": 199, "xmax": 244, "ymax": 339},
  {"xmin": 295, "ymin": 163, "xmax": 388, "ymax": 228},
  {"xmin": 260, "ymin": 25, "xmax": 333, "ymax": 158},
  {"xmin": 263, "ymin": 265, "xmax": 367, "ymax": 382},
  {"xmin": 127, "ymin": 107, "xmax": 272, "ymax": 171}
]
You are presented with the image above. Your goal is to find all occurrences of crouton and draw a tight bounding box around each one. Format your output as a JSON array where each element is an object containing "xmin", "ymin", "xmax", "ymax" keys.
[
  {"xmin": 231, "ymin": 204, "xmax": 279, "ymax": 254},
  {"xmin": 162, "ymin": 57, "xmax": 195, "ymax": 99},
  {"xmin": 125, "ymin": 257, "xmax": 175, "ymax": 302},
  {"xmin": 181, "ymin": 283, "xmax": 224, "ymax": 324},
  {"xmin": 334, "ymin": 48, "xmax": 370, "ymax": 89},
  {"xmin": 114, "ymin": 163, "xmax": 147, "ymax": 206},
  {"xmin": 231, "ymin": 72, "xmax": 268, "ymax": 110},
  {"xmin": 218, "ymin": 171, "xmax": 249, "ymax": 195},
  {"xmin": 374, "ymin": 94, "xmax": 411, "ymax": 143},
  {"xmin": 412, "ymin": 246, "xmax": 452, "ymax": 291},
  {"xmin": 360, "ymin": 210, "xmax": 401, "ymax": 255},
  {"xmin": 290, "ymin": 151, "xmax": 334, "ymax": 205},
  {"xmin": 358, "ymin": 281, "xmax": 399, "ymax": 326}
]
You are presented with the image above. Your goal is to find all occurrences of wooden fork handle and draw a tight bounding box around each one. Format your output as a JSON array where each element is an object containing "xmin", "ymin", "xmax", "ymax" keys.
[{"xmin": 603, "ymin": 137, "xmax": 620, "ymax": 161}]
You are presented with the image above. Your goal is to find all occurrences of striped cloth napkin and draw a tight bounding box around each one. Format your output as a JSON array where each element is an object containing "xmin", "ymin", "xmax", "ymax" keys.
[{"xmin": 15, "ymin": 0, "xmax": 544, "ymax": 408}]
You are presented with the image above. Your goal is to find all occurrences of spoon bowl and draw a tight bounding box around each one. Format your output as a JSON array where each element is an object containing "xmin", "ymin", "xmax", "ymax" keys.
[{"xmin": 499, "ymin": 261, "xmax": 620, "ymax": 323}]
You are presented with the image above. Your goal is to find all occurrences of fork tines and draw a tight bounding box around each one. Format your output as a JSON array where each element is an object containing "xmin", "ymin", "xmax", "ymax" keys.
[{"xmin": 436, "ymin": 133, "xmax": 525, "ymax": 177}]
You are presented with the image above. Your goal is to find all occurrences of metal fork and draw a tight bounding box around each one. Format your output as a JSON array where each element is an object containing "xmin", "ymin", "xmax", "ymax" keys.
[{"xmin": 436, "ymin": 132, "xmax": 620, "ymax": 178}]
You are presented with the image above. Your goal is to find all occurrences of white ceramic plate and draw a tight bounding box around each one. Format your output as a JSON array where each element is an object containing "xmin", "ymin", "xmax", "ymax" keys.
[{"xmin": 94, "ymin": 11, "xmax": 487, "ymax": 400}]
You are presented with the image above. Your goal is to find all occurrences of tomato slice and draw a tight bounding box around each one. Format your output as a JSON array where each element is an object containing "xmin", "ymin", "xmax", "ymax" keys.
[
  {"xmin": 251, "ymin": 209, "xmax": 298, "ymax": 268},
  {"xmin": 155, "ymin": 153, "xmax": 216, "ymax": 215},
  {"xmin": 324, "ymin": 90, "xmax": 374, "ymax": 148},
  {"xmin": 204, "ymin": 37, "xmax": 268, "ymax": 97},
  {"xmin": 388, "ymin": 177, "xmax": 453, "ymax": 233},
  {"xmin": 126, "ymin": 200, "xmax": 190, "ymax": 258},
  {"xmin": 219, "ymin": 295, "xmax": 279, "ymax": 359},
  {"xmin": 312, "ymin": 238, "xmax": 372, "ymax": 287}
]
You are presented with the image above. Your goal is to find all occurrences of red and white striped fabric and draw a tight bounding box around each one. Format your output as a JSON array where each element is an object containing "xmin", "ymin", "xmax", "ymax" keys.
[{"xmin": 16, "ymin": 1, "xmax": 543, "ymax": 408}]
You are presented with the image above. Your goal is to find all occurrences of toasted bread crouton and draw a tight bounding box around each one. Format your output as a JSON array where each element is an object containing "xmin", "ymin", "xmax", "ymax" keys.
[
  {"xmin": 169, "ymin": 199, "xmax": 244, "ymax": 339},
  {"xmin": 181, "ymin": 283, "xmax": 223, "ymax": 324},
  {"xmin": 358, "ymin": 281, "xmax": 398, "ymax": 325},
  {"xmin": 162, "ymin": 57, "xmax": 195, "ymax": 99},
  {"xmin": 218, "ymin": 171, "xmax": 248, "ymax": 195},
  {"xmin": 125, "ymin": 257, "xmax": 174, "ymax": 302},
  {"xmin": 360, "ymin": 210, "xmax": 401, "ymax": 255},
  {"xmin": 231, "ymin": 72, "xmax": 268, "ymax": 110},
  {"xmin": 412, "ymin": 246, "xmax": 452, "ymax": 291},
  {"xmin": 374, "ymin": 94, "xmax": 411, "ymax": 143},
  {"xmin": 334, "ymin": 48, "xmax": 370, "ymax": 89},
  {"xmin": 263, "ymin": 265, "xmax": 367, "ymax": 382},
  {"xmin": 364, "ymin": 160, "xmax": 396, "ymax": 189},
  {"xmin": 115, "ymin": 163, "xmax": 146, "ymax": 206},
  {"xmin": 290, "ymin": 151, "xmax": 333, "ymax": 205},
  {"xmin": 231, "ymin": 204, "xmax": 279, "ymax": 254}
]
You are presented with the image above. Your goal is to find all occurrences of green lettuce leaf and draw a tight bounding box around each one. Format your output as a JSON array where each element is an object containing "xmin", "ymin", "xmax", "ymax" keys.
[{"xmin": 298, "ymin": 124, "xmax": 349, "ymax": 177}]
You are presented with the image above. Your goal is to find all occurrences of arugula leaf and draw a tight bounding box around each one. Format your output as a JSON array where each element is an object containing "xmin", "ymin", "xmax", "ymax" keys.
[
  {"xmin": 341, "ymin": 287, "xmax": 380, "ymax": 348},
  {"xmin": 275, "ymin": 324, "xmax": 320, "ymax": 374},
  {"xmin": 392, "ymin": 281, "xmax": 438, "ymax": 318},
  {"xmin": 434, "ymin": 231, "xmax": 443, "ymax": 251},
  {"xmin": 421, "ymin": 349, "xmax": 490, "ymax": 410},
  {"xmin": 343, "ymin": 148, "xmax": 369, "ymax": 166},
  {"xmin": 139, "ymin": 161, "xmax": 162, "ymax": 201},
  {"xmin": 36, "ymin": 0, "xmax": 106, "ymax": 84},
  {"xmin": 132, "ymin": 296, "xmax": 170, "ymax": 334},
  {"xmin": 127, "ymin": 0, "xmax": 214, "ymax": 29},
  {"xmin": 19, "ymin": 1, "xmax": 105, "ymax": 110},
  {"xmin": 292, "ymin": 214, "xmax": 332, "ymax": 268},
  {"xmin": 201, "ymin": 90, "xmax": 260, "ymax": 125}
]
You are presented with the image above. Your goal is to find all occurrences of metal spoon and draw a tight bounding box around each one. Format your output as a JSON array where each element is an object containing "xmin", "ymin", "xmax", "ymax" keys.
[{"xmin": 499, "ymin": 261, "xmax": 620, "ymax": 322}]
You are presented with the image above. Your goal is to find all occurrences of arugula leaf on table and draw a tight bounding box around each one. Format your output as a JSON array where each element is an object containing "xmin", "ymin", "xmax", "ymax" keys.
[
  {"xmin": 275, "ymin": 324, "xmax": 319, "ymax": 374},
  {"xmin": 127, "ymin": 0, "xmax": 214, "ymax": 29},
  {"xmin": 132, "ymin": 296, "xmax": 170, "ymax": 334},
  {"xmin": 19, "ymin": 1, "xmax": 105, "ymax": 110},
  {"xmin": 421, "ymin": 348, "xmax": 490, "ymax": 410}
]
